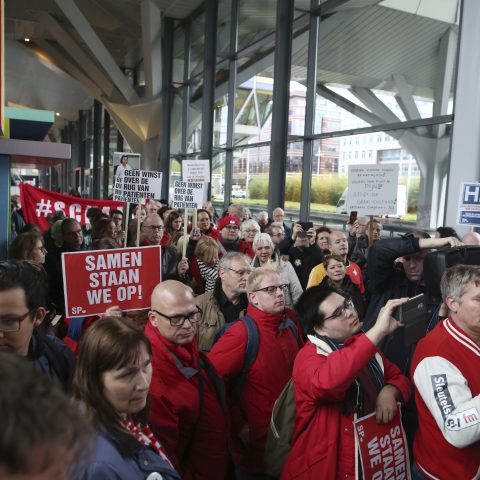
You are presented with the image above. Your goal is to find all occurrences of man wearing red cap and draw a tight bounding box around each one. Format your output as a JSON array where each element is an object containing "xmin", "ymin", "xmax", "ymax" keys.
[{"xmin": 217, "ymin": 215, "xmax": 254, "ymax": 258}]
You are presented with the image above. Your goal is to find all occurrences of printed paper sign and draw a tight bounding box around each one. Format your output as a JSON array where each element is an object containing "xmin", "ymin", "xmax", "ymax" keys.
[
  {"xmin": 19, "ymin": 183, "xmax": 123, "ymax": 232},
  {"xmin": 113, "ymin": 169, "xmax": 163, "ymax": 202},
  {"xmin": 62, "ymin": 246, "xmax": 162, "ymax": 317},
  {"xmin": 348, "ymin": 164, "xmax": 399, "ymax": 216},
  {"xmin": 172, "ymin": 181, "xmax": 207, "ymax": 209},
  {"xmin": 113, "ymin": 152, "xmax": 141, "ymax": 177},
  {"xmin": 354, "ymin": 404, "xmax": 411, "ymax": 480},
  {"xmin": 457, "ymin": 182, "xmax": 480, "ymax": 226},
  {"xmin": 182, "ymin": 159, "xmax": 210, "ymax": 183}
]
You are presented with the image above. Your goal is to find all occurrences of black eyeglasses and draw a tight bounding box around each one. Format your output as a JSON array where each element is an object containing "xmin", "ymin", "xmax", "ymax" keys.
[
  {"xmin": 228, "ymin": 267, "xmax": 251, "ymax": 276},
  {"xmin": 323, "ymin": 299, "xmax": 355, "ymax": 321},
  {"xmin": 152, "ymin": 306, "xmax": 202, "ymax": 327},
  {"xmin": 0, "ymin": 309, "xmax": 36, "ymax": 332},
  {"xmin": 146, "ymin": 225, "xmax": 165, "ymax": 231},
  {"xmin": 253, "ymin": 284, "xmax": 288, "ymax": 295}
]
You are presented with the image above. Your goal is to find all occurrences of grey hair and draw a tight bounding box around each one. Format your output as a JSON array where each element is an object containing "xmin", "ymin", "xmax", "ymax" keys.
[
  {"xmin": 240, "ymin": 219, "xmax": 261, "ymax": 239},
  {"xmin": 440, "ymin": 264, "xmax": 480, "ymax": 302},
  {"xmin": 257, "ymin": 211, "xmax": 269, "ymax": 221},
  {"xmin": 218, "ymin": 251, "xmax": 251, "ymax": 272},
  {"xmin": 252, "ymin": 232, "xmax": 275, "ymax": 251}
]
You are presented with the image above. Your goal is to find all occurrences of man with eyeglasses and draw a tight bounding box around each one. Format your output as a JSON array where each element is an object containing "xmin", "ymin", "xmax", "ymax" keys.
[
  {"xmin": 272, "ymin": 207, "xmax": 292, "ymax": 241},
  {"xmin": 0, "ymin": 260, "xmax": 75, "ymax": 392},
  {"xmin": 209, "ymin": 266, "xmax": 302, "ymax": 479},
  {"xmin": 145, "ymin": 280, "xmax": 228, "ymax": 480},
  {"xmin": 217, "ymin": 215, "xmax": 254, "ymax": 258},
  {"xmin": 195, "ymin": 252, "xmax": 251, "ymax": 352},
  {"xmin": 282, "ymin": 286, "xmax": 411, "ymax": 479},
  {"xmin": 140, "ymin": 214, "xmax": 189, "ymax": 280}
]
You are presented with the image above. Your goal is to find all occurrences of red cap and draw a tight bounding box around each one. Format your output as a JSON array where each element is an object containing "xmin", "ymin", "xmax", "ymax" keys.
[{"xmin": 217, "ymin": 215, "xmax": 240, "ymax": 230}]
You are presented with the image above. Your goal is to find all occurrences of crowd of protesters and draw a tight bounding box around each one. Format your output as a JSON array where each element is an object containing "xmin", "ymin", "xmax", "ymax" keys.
[{"xmin": 2, "ymin": 195, "xmax": 480, "ymax": 480}]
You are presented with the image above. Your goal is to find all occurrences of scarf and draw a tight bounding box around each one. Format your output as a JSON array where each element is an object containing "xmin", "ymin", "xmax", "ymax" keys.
[
  {"xmin": 198, "ymin": 259, "xmax": 219, "ymax": 292},
  {"xmin": 317, "ymin": 334, "xmax": 384, "ymax": 417},
  {"xmin": 122, "ymin": 418, "xmax": 173, "ymax": 466}
]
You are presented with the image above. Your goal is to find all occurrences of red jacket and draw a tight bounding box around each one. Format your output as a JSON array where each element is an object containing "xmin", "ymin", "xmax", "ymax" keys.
[
  {"xmin": 204, "ymin": 225, "xmax": 220, "ymax": 240},
  {"xmin": 281, "ymin": 334, "xmax": 411, "ymax": 480},
  {"xmin": 145, "ymin": 323, "xmax": 228, "ymax": 480},
  {"xmin": 208, "ymin": 305, "xmax": 302, "ymax": 474}
]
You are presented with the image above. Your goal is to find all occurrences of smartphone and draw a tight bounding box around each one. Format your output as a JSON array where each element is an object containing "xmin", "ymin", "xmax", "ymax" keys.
[
  {"xmin": 298, "ymin": 222, "xmax": 313, "ymax": 231},
  {"xmin": 401, "ymin": 294, "xmax": 427, "ymax": 346},
  {"xmin": 348, "ymin": 211, "xmax": 358, "ymax": 224}
]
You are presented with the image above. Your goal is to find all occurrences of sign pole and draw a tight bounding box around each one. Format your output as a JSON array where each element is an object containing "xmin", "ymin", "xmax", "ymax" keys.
[
  {"xmin": 368, "ymin": 215, "xmax": 374, "ymax": 247},
  {"xmin": 123, "ymin": 202, "xmax": 130, "ymax": 248},
  {"xmin": 183, "ymin": 208, "xmax": 188, "ymax": 258},
  {"xmin": 193, "ymin": 208, "xmax": 197, "ymax": 229},
  {"xmin": 135, "ymin": 202, "xmax": 142, "ymax": 247}
]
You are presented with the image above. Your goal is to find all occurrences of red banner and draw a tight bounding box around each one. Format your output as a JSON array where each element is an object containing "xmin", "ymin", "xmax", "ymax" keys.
[
  {"xmin": 62, "ymin": 246, "xmax": 162, "ymax": 317},
  {"xmin": 19, "ymin": 183, "xmax": 124, "ymax": 231},
  {"xmin": 354, "ymin": 404, "xmax": 411, "ymax": 480}
]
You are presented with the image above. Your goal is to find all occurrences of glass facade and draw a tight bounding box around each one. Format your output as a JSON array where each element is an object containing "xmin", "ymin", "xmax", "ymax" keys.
[{"xmin": 62, "ymin": 0, "xmax": 461, "ymax": 229}]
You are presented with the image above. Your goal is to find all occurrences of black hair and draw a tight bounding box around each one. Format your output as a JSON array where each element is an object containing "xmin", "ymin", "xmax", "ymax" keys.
[
  {"xmin": 196, "ymin": 208, "xmax": 211, "ymax": 220},
  {"xmin": 436, "ymin": 226, "xmax": 460, "ymax": 239},
  {"xmin": 0, "ymin": 260, "xmax": 47, "ymax": 310},
  {"xmin": 110, "ymin": 209, "xmax": 123, "ymax": 218},
  {"xmin": 294, "ymin": 286, "xmax": 338, "ymax": 335}
]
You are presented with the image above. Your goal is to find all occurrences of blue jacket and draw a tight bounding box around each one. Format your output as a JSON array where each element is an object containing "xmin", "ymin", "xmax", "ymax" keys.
[
  {"xmin": 80, "ymin": 431, "xmax": 181, "ymax": 480},
  {"xmin": 28, "ymin": 330, "xmax": 76, "ymax": 392}
]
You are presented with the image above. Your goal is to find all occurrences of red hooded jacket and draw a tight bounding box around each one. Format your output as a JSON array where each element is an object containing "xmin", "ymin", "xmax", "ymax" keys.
[
  {"xmin": 145, "ymin": 323, "xmax": 228, "ymax": 480},
  {"xmin": 208, "ymin": 305, "xmax": 302, "ymax": 474}
]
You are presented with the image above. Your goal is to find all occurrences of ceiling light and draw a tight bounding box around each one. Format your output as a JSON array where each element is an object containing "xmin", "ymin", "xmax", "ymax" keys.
[
  {"xmin": 55, "ymin": 112, "xmax": 60, "ymax": 116},
  {"xmin": 24, "ymin": 38, "xmax": 30, "ymax": 42}
]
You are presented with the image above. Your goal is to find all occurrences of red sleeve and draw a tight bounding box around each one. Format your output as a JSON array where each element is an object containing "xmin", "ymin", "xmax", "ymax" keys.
[
  {"xmin": 381, "ymin": 353, "xmax": 412, "ymax": 404},
  {"xmin": 208, "ymin": 322, "xmax": 248, "ymax": 382},
  {"xmin": 149, "ymin": 387, "xmax": 183, "ymax": 472},
  {"xmin": 295, "ymin": 335, "xmax": 378, "ymax": 402}
]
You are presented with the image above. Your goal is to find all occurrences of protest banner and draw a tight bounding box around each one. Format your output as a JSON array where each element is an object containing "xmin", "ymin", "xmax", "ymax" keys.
[
  {"xmin": 172, "ymin": 181, "xmax": 206, "ymax": 209},
  {"xmin": 19, "ymin": 183, "xmax": 123, "ymax": 232},
  {"xmin": 113, "ymin": 169, "xmax": 163, "ymax": 202},
  {"xmin": 354, "ymin": 404, "xmax": 411, "ymax": 480},
  {"xmin": 62, "ymin": 245, "xmax": 162, "ymax": 317},
  {"xmin": 457, "ymin": 182, "xmax": 480, "ymax": 226},
  {"xmin": 347, "ymin": 164, "xmax": 401, "ymax": 216},
  {"xmin": 182, "ymin": 159, "xmax": 210, "ymax": 183}
]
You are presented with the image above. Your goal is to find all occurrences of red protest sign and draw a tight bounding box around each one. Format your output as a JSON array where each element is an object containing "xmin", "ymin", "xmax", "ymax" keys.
[
  {"xmin": 354, "ymin": 404, "xmax": 411, "ymax": 480},
  {"xmin": 20, "ymin": 183, "xmax": 124, "ymax": 231},
  {"xmin": 62, "ymin": 246, "xmax": 162, "ymax": 317}
]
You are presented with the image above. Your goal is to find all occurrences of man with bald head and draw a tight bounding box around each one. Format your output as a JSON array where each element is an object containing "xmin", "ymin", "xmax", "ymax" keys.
[
  {"xmin": 145, "ymin": 280, "xmax": 228, "ymax": 480},
  {"xmin": 462, "ymin": 231, "xmax": 480, "ymax": 245},
  {"xmin": 307, "ymin": 230, "xmax": 365, "ymax": 292}
]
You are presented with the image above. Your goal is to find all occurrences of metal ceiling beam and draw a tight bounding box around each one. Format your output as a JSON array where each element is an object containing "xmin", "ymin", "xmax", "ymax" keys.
[
  {"xmin": 350, "ymin": 87, "xmax": 401, "ymax": 124},
  {"xmin": 37, "ymin": 12, "xmax": 116, "ymax": 98},
  {"xmin": 35, "ymin": 39, "xmax": 104, "ymax": 100},
  {"xmin": 54, "ymin": 0, "xmax": 139, "ymax": 103},
  {"xmin": 432, "ymin": 27, "xmax": 457, "ymax": 138},
  {"xmin": 393, "ymin": 74, "xmax": 427, "ymax": 135},
  {"xmin": 141, "ymin": 0, "xmax": 163, "ymax": 98}
]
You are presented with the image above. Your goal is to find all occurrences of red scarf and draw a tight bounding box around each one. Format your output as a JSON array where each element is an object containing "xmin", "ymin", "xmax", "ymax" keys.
[{"xmin": 122, "ymin": 418, "xmax": 173, "ymax": 466}]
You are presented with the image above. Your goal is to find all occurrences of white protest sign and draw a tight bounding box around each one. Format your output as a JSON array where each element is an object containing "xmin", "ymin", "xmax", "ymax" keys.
[
  {"xmin": 172, "ymin": 181, "xmax": 207, "ymax": 209},
  {"xmin": 457, "ymin": 182, "xmax": 480, "ymax": 226},
  {"xmin": 347, "ymin": 164, "xmax": 399, "ymax": 216},
  {"xmin": 113, "ymin": 170, "xmax": 163, "ymax": 203},
  {"xmin": 182, "ymin": 159, "xmax": 210, "ymax": 183}
]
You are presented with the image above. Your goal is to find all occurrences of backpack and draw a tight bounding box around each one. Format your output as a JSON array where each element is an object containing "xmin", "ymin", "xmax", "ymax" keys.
[
  {"xmin": 264, "ymin": 376, "xmax": 317, "ymax": 477},
  {"xmin": 263, "ymin": 378, "xmax": 296, "ymax": 477},
  {"xmin": 213, "ymin": 315, "xmax": 298, "ymax": 398}
]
